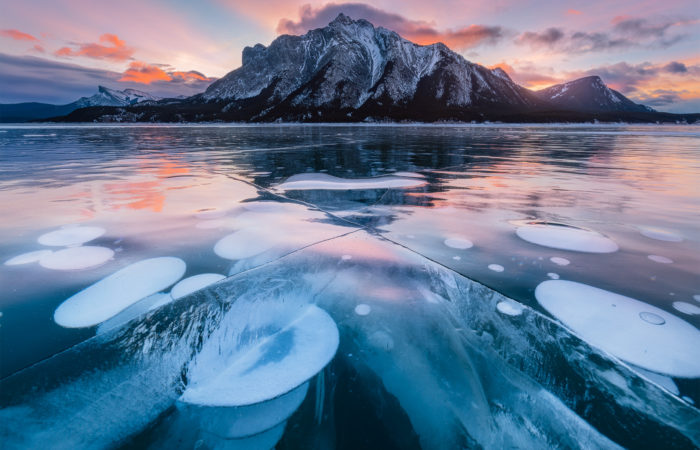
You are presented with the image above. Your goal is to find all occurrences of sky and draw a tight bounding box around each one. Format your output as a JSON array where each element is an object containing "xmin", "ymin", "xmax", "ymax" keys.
[{"xmin": 1, "ymin": 0, "xmax": 698, "ymax": 112}]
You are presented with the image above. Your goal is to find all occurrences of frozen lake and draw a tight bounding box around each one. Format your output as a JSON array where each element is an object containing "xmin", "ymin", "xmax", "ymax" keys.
[{"xmin": 0, "ymin": 124, "xmax": 699, "ymax": 448}]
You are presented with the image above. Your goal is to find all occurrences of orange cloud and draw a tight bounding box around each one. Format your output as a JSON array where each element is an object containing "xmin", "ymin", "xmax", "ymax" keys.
[
  {"xmin": 120, "ymin": 61, "xmax": 172, "ymax": 84},
  {"xmin": 566, "ymin": 9, "xmax": 582, "ymax": 15},
  {"xmin": 32, "ymin": 44, "xmax": 45, "ymax": 53},
  {"xmin": 0, "ymin": 29, "xmax": 38, "ymax": 41},
  {"xmin": 54, "ymin": 33, "xmax": 134, "ymax": 62}
]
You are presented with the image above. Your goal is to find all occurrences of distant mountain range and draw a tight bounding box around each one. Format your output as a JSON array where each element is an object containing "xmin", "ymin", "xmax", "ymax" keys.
[
  {"xmin": 0, "ymin": 86, "xmax": 161, "ymax": 122},
  {"xmin": 6, "ymin": 14, "xmax": 699, "ymax": 123}
]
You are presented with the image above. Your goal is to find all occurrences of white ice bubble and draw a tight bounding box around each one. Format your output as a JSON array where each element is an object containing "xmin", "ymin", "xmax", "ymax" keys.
[
  {"xmin": 39, "ymin": 246, "xmax": 114, "ymax": 270},
  {"xmin": 214, "ymin": 229, "xmax": 276, "ymax": 260},
  {"xmin": 4, "ymin": 250, "xmax": 53, "ymax": 266},
  {"xmin": 694, "ymin": 294, "xmax": 700, "ymax": 303},
  {"xmin": 547, "ymin": 273, "xmax": 560, "ymax": 279},
  {"xmin": 488, "ymin": 264, "xmax": 504, "ymax": 272},
  {"xmin": 341, "ymin": 255, "xmax": 353, "ymax": 261},
  {"xmin": 354, "ymin": 304, "xmax": 371, "ymax": 316},
  {"xmin": 496, "ymin": 300, "xmax": 524, "ymax": 316},
  {"xmin": 672, "ymin": 302, "xmax": 700, "ymax": 315},
  {"xmin": 444, "ymin": 237, "xmax": 473, "ymax": 250},
  {"xmin": 647, "ymin": 255, "xmax": 673, "ymax": 264},
  {"xmin": 276, "ymin": 173, "xmax": 426, "ymax": 191},
  {"xmin": 179, "ymin": 384, "xmax": 305, "ymax": 439},
  {"xmin": 535, "ymin": 280, "xmax": 700, "ymax": 377},
  {"xmin": 550, "ymin": 257, "xmax": 570, "ymax": 266},
  {"xmin": 638, "ymin": 226, "xmax": 683, "ymax": 242},
  {"xmin": 53, "ymin": 257, "xmax": 186, "ymax": 328},
  {"xmin": 180, "ymin": 304, "xmax": 338, "ymax": 407},
  {"xmin": 170, "ymin": 273, "xmax": 226, "ymax": 300},
  {"xmin": 452, "ymin": 256, "xmax": 461, "ymax": 261},
  {"xmin": 37, "ymin": 226, "xmax": 105, "ymax": 247},
  {"xmin": 516, "ymin": 223, "xmax": 618, "ymax": 253}
]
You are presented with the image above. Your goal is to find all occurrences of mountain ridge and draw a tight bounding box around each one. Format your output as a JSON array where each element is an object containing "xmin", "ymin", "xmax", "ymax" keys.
[{"xmin": 35, "ymin": 14, "xmax": 700, "ymax": 123}]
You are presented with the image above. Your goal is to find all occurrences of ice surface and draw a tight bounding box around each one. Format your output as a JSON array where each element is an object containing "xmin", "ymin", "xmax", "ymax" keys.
[
  {"xmin": 171, "ymin": 273, "xmax": 226, "ymax": 300},
  {"xmin": 54, "ymin": 257, "xmax": 186, "ymax": 328},
  {"xmin": 648, "ymin": 255, "xmax": 673, "ymax": 264},
  {"xmin": 97, "ymin": 293, "xmax": 171, "ymax": 334},
  {"xmin": 672, "ymin": 302, "xmax": 700, "ymax": 315},
  {"xmin": 37, "ymin": 226, "xmax": 105, "ymax": 246},
  {"xmin": 535, "ymin": 280, "xmax": 700, "ymax": 377},
  {"xmin": 4, "ymin": 249, "xmax": 52, "ymax": 265},
  {"xmin": 181, "ymin": 304, "xmax": 339, "ymax": 406},
  {"xmin": 39, "ymin": 246, "xmax": 114, "ymax": 270},
  {"xmin": 638, "ymin": 226, "xmax": 683, "ymax": 242},
  {"xmin": 275, "ymin": 173, "xmax": 426, "ymax": 191},
  {"xmin": 516, "ymin": 223, "xmax": 618, "ymax": 253},
  {"xmin": 630, "ymin": 365, "xmax": 679, "ymax": 395}
]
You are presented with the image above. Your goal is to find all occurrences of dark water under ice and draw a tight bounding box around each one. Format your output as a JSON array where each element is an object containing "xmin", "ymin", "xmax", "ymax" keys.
[{"xmin": 0, "ymin": 124, "xmax": 698, "ymax": 449}]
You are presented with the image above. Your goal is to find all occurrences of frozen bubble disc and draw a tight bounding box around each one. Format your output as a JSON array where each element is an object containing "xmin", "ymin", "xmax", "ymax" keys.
[
  {"xmin": 275, "ymin": 173, "xmax": 426, "ymax": 191},
  {"xmin": 180, "ymin": 304, "xmax": 338, "ymax": 407},
  {"xmin": 638, "ymin": 226, "xmax": 683, "ymax": 242},
  {"xmin": 39, "ymin": 246, "xmax": 114, "ymax": 270},
  {"xmin": 37, "ymin": 226, "xmax": 105, "ymax": 246},
  {"xmin": 516, "ymin": 223, "xmax": 618, "ymax": 253},
  {"xmin": 171, "ymin": 273, "xmax": 226, "ymax": 300},
  {"xmin": 4, "ymin": 249, "xmax": 52, "ymax": 266},
  {"xmin": 178, "ymin": 382, "xmax": 308, "ymax": 439},
  {"xmin": 535, "ymin": 280, "xmax": 700, "ymax": 378},
  {"xmin": 54, "ymin": 257, "xmax": 186, "ymax": 328}
]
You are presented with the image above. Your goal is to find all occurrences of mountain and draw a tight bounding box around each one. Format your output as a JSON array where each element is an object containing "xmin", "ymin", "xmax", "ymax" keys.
[
  {"xmin": 51, "ymin": 14, "xmax": 697, "ymax": 123},
  {"xmin": 0, "ymin": 86, "xmax": 160, "ymax": 122},
  {"xmin": 534, "ymin": 76, "xmax": 654, "ymax": 113},
  {"xmin": 200, "ymin": 13, "xmax": 544, "ymax": 121}
]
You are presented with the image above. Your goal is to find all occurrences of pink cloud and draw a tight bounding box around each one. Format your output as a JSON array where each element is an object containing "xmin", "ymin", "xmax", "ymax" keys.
[
  {"xmin": 0, "ymin": 29, "xmax": 39, "ymax": 41},
  {"xmin": 54, "ymin": 33, "xmax": 134, "ymax": 62},
  {"xmin": 277, "ymin": 3, "xmax": 503, "ymax": 49},
  {"xmin": 119, "ymin": 61, "xmax": 171, "ymax": 83}
]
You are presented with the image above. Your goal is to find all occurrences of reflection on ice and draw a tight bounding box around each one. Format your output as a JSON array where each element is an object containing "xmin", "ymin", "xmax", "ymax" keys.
[
  {"xmin": 535, "ymin": 280, "xmax": 700, "ymax": 377},
  {"xmin": 54, "ymin": 257, "xmax": 186, "ymax": 328}
]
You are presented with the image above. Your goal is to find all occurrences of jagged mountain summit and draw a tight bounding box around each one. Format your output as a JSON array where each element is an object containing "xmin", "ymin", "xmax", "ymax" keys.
[
  {"xmin": 534, "ymin": 76, "xmax": 654, "ymax": 113},
  {"xmin": 0, "ymin": 86, "xmax": 161, "ymax": 122},
  {"xmin": 203, "ymin": 13, "xmax": 543, "ymax": 120}
]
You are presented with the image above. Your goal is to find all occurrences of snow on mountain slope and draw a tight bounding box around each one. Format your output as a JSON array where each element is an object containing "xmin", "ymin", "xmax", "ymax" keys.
[
  {"xmin": 535, "ymin": 76, "xmax": 654, "ymax": 113},
  {"xmin": 73, "ymin": 86, "xmax": 161, "ymax": 108},
  {"xmin": 203, "ymin": 14, "xmax": 544, "ymax": 118}
]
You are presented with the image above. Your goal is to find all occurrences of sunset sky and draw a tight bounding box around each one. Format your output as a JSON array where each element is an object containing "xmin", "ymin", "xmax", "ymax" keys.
[{"xmin": 1, "ymin": 0, "xmax": 698, "ymax": 112}]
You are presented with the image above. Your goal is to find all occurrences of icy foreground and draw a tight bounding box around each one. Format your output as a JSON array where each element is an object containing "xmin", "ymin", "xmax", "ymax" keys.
[{"xmin": 1, "ymin": 232, "xmax": 698, "ymax": 449}]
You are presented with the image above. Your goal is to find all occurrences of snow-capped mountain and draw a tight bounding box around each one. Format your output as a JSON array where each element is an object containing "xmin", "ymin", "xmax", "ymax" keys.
[
  {"xmin": 534, "ymin": 76, "xmax": 654, "ymax": 113},
  {"xmin": 202, "ymin": 13, "xmax": 544, "ymax": 120},
  {"xmin": 0, "ymin": 86, "xmax": 161, "ymax": 122},
  {"xmin": 73, "ymin": 86, "xmax": 161, "ymax": 108}
]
